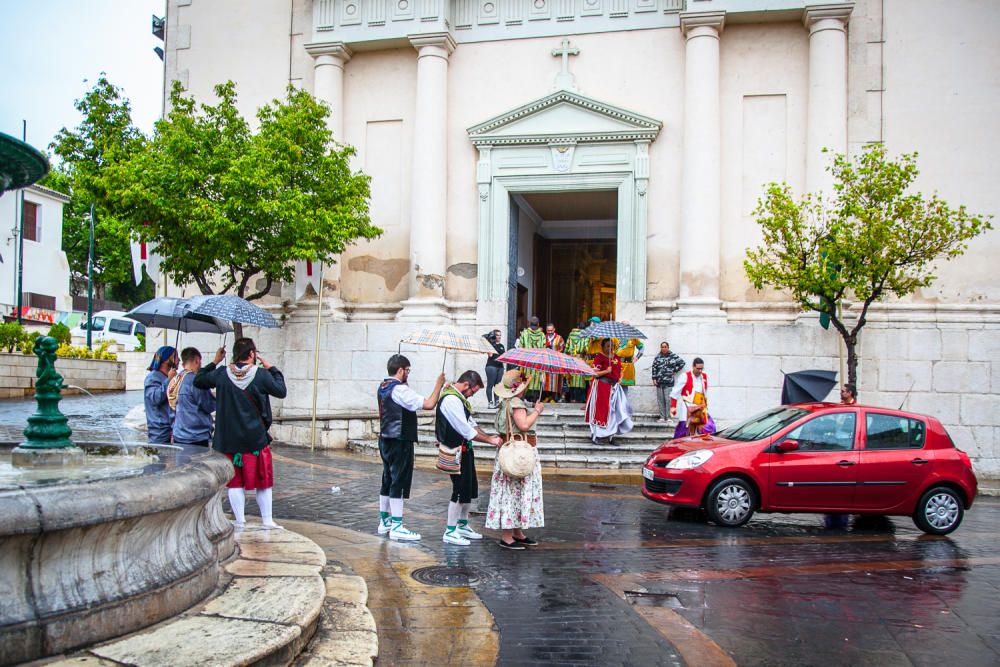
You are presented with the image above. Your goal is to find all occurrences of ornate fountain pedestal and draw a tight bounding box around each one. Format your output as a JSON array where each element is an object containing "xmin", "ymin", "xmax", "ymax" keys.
[{"xmin": 11, "ymin": 336, "xmax": 84, "ymax": 467}]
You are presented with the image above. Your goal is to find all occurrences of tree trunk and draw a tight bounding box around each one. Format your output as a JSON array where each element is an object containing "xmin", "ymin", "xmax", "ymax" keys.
[
  {"xmin": 844, "ymin": 335, "xmax": 858, "ymax": 389},
  {"xmin": 233, "ymin": 322, "xmax": 244, "ymax": 339}
]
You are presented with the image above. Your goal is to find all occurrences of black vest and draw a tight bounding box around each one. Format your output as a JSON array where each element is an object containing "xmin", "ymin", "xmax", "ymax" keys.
[
  {"xmin": 435, "ymin": 393, "xmax": 471, "ymax": 448},
  {"xmin": 378, "ymin": 379, "xmax": 418, "ymax": 442}
]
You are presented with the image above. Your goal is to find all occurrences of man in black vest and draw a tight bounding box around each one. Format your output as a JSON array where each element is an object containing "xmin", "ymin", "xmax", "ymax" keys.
[
  {"xmin": 377, "ymin": 354, "xmax": 445, "ymax": 541},
  {"xmin": 436, "ymin": 370, "xmax": 503, "ymax": 546}
]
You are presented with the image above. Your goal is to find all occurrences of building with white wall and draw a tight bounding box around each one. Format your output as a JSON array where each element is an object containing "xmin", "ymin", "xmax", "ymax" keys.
[
  {"xmin": 163, "ymin": 0, "xmax": 1000, "ymax": 474},
  {"xmin": 0, "ymin": 184, "xmax": 72, "ymax": 320}
]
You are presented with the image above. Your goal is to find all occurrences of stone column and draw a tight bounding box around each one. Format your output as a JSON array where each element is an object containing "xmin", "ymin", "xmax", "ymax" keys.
[
  {"xmin": 398, "ymin": 32, "xmax": 456, "ymax": 322},
  {"xmin": 676, "ymin": 11, "xmax": 725, "ymax": 318},
  {"xmin": 803, "ymin": 3, "xmax": 853, "ymax": 196},
  {"xmin": 304, "ymin": 41, "xmax": 353, "ymax": 318}
]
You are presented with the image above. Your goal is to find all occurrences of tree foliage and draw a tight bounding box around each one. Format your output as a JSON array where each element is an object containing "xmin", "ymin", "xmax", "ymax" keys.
[
  {"xmin": 109, "ymin": 81, "xmax": 379, "ymax": 303},
  {"xmin": 744, "ymin": 144, "xmax": 992, "ymax": 386},
  {"xmin": 45, "ymin": 77, "xmax": 146, "ymax": 298}
]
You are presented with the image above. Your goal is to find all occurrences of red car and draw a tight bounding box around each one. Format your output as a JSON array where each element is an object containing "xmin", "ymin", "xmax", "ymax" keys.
[{"xmin": 642, "ymin": 403, "xmax": 978, "ymax": 535}]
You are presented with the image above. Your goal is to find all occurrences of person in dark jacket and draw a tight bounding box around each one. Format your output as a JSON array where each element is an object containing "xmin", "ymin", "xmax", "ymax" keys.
[
  {"xmin": 483, "ymin": 329, "xmax": 506, "ymax": 409},
  {"xmin": 172, "ymin": 346, "xmax": 223, "ymax": 446},
  {"xmin": 195, "ymin": 337, "xmax": 287, "ymax": 529},
  {"xmin": 144, "ymin": 345, "xmax": 178, "ymax": 444}
]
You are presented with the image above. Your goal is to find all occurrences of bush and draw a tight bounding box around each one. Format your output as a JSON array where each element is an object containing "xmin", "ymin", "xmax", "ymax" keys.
[
  {"xmin": 54, "ymin": 341, "xmax": 118, "ymax": 361},
  {"xmin": 20, "ymin": 331, "xmax": 42, "ymax": 355},
  {"xmin": 47, "ymin": 323, "xmax": 72, "ymax": 346},
  {"xmin": 0, "ymin": 322, "xmax": 24, "ymax": 353},
  {"xmin": 136, "ymin": 333, "xmax": 146, "ymax": 352}
]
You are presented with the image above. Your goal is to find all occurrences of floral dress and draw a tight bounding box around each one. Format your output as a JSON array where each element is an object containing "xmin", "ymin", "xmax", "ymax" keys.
[{"xmin": 485, "ymin": 397, "xmax": 545, "ymax": 530}]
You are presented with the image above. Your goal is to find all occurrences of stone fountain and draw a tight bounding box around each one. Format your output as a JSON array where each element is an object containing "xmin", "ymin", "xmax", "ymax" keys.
[{"xmin": 0, "ymin": 348, "xmax": 233, "ymax": 664}]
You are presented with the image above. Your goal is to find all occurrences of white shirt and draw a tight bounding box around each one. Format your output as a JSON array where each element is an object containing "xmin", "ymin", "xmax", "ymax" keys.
[
  {"xmin": 439, "ymin": 392, "xmax": 478, "ymax": 441},
  {"xmin": 386, "ymin": 380, "xmax": 424, "ymax": 412}
]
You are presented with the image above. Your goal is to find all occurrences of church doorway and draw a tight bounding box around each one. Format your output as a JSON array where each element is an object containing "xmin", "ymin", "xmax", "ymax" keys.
[{"xmin": 509, "ymin": 190, "xmax": 617, "ymax": 341}]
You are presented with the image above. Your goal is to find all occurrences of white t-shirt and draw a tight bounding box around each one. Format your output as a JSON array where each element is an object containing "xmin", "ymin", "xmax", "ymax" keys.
[
  {"xmin": 439, "ymin": 392, "xmax": 478, "ymax": 440},
  {"xmin": 387, "ymin": 381, "xmax": 424, "ymax": 412}
]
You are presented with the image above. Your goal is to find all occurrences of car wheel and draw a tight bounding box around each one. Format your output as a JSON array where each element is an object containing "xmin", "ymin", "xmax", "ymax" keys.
[
  {"xmin": 913, "ymin": 486, "xmax": 964, "ymax": 535},
  {"xmin": 705, "ymin": 477, "xmax": 756, "ymax": 527}
]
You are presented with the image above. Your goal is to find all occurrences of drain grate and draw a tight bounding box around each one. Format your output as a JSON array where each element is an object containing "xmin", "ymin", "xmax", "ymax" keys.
[
  {"xmin": 625, "ymin": 590, "xmax": 685, "ymax": 609},
  {"xmin": 411, "ymin": 565, "xmax": 484, "ymax": 588}
]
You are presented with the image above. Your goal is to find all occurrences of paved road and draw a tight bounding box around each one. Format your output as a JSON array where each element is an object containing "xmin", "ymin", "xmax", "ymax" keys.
[{"xmin": 268, "ymin": 447, "xmax": 1000, "ymax": 667}]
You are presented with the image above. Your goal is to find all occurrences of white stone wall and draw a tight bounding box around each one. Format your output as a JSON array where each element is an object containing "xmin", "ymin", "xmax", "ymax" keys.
[
  {"xmin": 0, "ymin": 186, "xmax": 72, "ymax": 313},
  {"xmin": 0, "ymin": 353, "xmax": 125, "ymax": 398}
]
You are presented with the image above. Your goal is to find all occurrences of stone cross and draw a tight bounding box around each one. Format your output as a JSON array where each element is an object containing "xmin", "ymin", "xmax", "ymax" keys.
[{"xmin": 551, "ymin": 37, "xmax": 580, "ymax": 91}]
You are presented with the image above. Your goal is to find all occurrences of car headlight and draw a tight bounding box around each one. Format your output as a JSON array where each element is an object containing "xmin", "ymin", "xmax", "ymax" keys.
[{"xmin": 665, "ymin": 450, "xmax": 714, "ymax": 470}]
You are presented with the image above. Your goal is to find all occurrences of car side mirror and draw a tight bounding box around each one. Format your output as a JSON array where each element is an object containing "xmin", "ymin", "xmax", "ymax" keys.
[{"xmin": 776, "ymin": 439, "xmax": 799, "ymax": 453}]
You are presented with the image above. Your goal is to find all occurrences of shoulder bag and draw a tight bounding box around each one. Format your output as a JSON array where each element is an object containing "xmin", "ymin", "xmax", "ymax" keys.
[{"xmin": 497, "ymin": 400, "xmax": 538, "ymax": 479}]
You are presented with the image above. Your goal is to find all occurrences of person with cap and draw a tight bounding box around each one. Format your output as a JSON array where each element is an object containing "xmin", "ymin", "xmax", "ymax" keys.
[
  {"xmin": 144, "ymin": 345, "xmax": 178, "ymax": 444},
  {"xmin": 376, "ymin": 354, "xmax": 446, "ymax": 541},
  {"xmin": 487, "ymin": 370, "xmax": 545, "ymax": 550},
  {"xmin": 515, "ymin": 316, "xmax": 546, "ymax": 395},
  {"xmin": 195, "ymin": 337, "xmax": 287, "ymax": 529},
  {"xmin": 435, "ymin": 370, "xmax": 503, "ymax": 546}
]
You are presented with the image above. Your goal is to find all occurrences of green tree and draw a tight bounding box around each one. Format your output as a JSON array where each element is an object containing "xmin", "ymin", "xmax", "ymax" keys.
[
  {"xmin": 46, "ymin": 77, "xmax": 145, "ymax": 299},
  {"xmin": 109, "ymin": 81, "xmax": 379, "ymax": 333},
  {"xmin": 744, "ymin": 144, "xmax": 992, "ymax": 387}
]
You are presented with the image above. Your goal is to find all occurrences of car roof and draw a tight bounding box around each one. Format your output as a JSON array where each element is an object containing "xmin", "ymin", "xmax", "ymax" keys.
[{"xmin": 788, "ymin": 402, "xmax": 939, "ymax": 424}]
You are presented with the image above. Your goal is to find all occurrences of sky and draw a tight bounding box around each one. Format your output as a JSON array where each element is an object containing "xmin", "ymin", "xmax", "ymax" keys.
[{"xmin": 0, "ymin": 0, "xmax": 166, "ymax": 156}]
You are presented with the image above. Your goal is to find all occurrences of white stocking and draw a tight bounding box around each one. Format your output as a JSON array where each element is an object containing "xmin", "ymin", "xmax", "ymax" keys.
[
  {"xmin": 459, "ymin": 503, "xmax": 471, "ymax": 521},
  {"xmin": 257, "ymin": 488, "xmax": 282, "ymax": 529},
  {"xmin": 227, "ymin": 488, "xmax": 246, "ymax": 526},
  {"xmin": 447, "ymin": 501, "xmax": 461, "ymax": 528},
  {"xmin": 379, "ymin": 495, "xmax": 390, "ymax": 513},
  {"xmin": 389, "ymin": 497, "xmax": 404, "ymax": 520}
]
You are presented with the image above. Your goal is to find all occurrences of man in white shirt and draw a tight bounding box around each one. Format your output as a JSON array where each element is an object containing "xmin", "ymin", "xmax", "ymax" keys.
[
  {"xmin": 376, "ymin": 354, "xmax": 445, "ymax": 541},
  {"xmin": 435, "ymin": 370, "xmax": 503, "ymax": 546}
]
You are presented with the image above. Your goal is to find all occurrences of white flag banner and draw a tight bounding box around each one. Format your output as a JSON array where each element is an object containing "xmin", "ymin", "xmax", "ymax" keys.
[
  {"xmin": 129, "ymin": 236, "xmax": 144, "ymax": 285},
  {"xmin": 295, "ymin": 260, "xmax": 321, "ymax": 300},
  {"xmin": 146, "ymin": 241, "xmax": 162, "ymax": 285}
]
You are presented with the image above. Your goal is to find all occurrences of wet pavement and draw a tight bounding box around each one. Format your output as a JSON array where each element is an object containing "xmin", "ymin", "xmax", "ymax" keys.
[
  {"xmin": 3, "ymin": 392, "xmax": 999, "ymax": 665},
  {"xmin": 269, "ymin": 447, "xmax": 1000, "ymax": 667}
]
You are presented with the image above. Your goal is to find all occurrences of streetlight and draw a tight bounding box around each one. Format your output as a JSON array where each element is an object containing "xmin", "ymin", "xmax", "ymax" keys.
[{"xmin": 86, "ymin": 204, "xmax": 95, "ymax": 350}]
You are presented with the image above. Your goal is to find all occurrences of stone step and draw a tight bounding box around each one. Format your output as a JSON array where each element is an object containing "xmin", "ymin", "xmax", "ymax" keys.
[
  {"xmin": 295, "ymin": 573, "xmax": 379, "ymax": 666},
  {"xmin": 47, "ymin": 526, "xmax": 342, "ymax": 667},
  {"xmin": 348, "ymin": 439, "xmax": 651, "ymax": 469}
]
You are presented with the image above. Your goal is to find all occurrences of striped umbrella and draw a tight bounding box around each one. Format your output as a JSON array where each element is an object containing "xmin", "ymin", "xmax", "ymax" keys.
[
  {"xmin": 401, "ymin": 327, "xmax": 497, "ymax": 370},
  {"xmin": 495, "ymin": 347, "xmax": 596, "ymax": 376},
  {"xmin": 579, "ymin": 320, "xmax": 647, "ymax": 340}
]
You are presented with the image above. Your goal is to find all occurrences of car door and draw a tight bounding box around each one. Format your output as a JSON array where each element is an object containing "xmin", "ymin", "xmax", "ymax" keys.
[
  {"xmin": 854, "ymin": 411, "xmax": 931, "ymax": 511},
  {"xmin": 764, "ymin": 411, "xmax": 860, "ymax": 511}
]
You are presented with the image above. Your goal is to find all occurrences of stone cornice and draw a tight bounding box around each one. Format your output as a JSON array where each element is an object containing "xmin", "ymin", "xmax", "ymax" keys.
[
  {"xmin": 802, "ymin": 2, "xmax": 854, "ymax": 29},
  {"xmin": 408, "ymin": 31, "xmax": 456, "ymax": 54},
  {"xmin": 304, "ymin": 40, "xmax": 353, "ymax": 61},
  {"xmin": 679, "ymin": 10, "xmax": 726, "ymax": 37},
  {"xmin": 467, "ymin": 89, "xmax": 662, "ymax": 147}
]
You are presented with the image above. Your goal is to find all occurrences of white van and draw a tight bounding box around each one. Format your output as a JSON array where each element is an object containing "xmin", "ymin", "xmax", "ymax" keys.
[{"xmin": 70, "ymin": 310, "xmax": 147, "ymax": 351}]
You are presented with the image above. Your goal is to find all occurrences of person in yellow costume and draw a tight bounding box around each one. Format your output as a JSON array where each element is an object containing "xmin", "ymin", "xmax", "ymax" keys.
[
  {"xmin": 615, "ymin": 338, "xmax": 644, "ymax": 393},
  {"xmin": 516, "ymin": 316, "xmax": 546, "ymax": 393}
]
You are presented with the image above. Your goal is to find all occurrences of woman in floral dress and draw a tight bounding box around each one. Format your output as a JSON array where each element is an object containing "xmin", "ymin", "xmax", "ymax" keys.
[{"xmin": 486, "ymin": 370, "xmax": 545, "ymax": 550}]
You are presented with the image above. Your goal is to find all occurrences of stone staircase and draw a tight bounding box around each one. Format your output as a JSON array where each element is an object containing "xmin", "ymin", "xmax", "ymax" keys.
[{"xmin": 348, "ymin": 404, "xmax": 676, "ymax": 469}]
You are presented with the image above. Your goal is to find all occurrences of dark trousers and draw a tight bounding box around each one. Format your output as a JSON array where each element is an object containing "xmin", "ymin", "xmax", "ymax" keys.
[
  {"xmin": 379, "ymin": 437, "xmax": 415, "ymax": 499},
  {"xmin": 450, "ymin": 448, "xmax": 479, "ymax": 503},
  {"xmin": 485, "ymin": 366, "xmax": 503, "ymax": 404}
]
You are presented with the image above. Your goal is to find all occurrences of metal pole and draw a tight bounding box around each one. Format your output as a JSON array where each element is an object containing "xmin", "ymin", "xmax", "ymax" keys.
[
  {"xmin": 15, "ymin": 120, "xmax": 26, "ymax": 325},
  {"xmin": 309, "ymin": 262, "xmax": 325, "ymax": 452},
  {"xmin": 86, "ymin": 204, "xmax": 95, "ymax": 349}
]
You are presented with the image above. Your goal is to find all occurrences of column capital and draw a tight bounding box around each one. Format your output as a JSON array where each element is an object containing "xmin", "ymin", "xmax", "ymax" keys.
[
  {"xmin": 305, "ymin": 40, "xmax": 353, "ymax": 63},
  {"xmin": 408, "ymin": 32, "xmax": 456, "ymax": 55},
  {"xmin": 679, "ymin": 11, "xmax": 725, "ymax": 38},
  {"xmin": 803, "ymin": 3, "xmax": 854, "ymax": 33}
]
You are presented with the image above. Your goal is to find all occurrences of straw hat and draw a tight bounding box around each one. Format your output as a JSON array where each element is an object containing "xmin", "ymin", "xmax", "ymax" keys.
[{"xmin": 493, "ymin": 369, "xmax": 527, "ymax": 399}]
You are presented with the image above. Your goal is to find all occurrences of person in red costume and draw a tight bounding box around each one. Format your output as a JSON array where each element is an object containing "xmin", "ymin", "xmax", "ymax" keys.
[{"xmin": 584, "ymin": 338, "xmax": 633, "ymax": 445}]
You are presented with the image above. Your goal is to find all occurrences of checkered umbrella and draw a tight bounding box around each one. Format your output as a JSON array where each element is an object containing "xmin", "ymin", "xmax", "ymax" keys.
[
  {"xmin": 401, "ymin": 328, "xmax": 496, "ymax": 354},
  {"xmin": 185, "ymin": 294, "xmax": 280, "ymax": 329},
  {"xmin": 495, "ymin": 347, "xmax": 596, "ymax": 377},
  {"xmin": 579, "ymin": 320, "xmax": 647, "ymax": 340}
]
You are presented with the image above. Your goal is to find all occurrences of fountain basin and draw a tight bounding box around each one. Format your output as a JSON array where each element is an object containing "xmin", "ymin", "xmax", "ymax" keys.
[{"xmin": 0, "ymin": 442, "xmax": 235, "ymax": 665}]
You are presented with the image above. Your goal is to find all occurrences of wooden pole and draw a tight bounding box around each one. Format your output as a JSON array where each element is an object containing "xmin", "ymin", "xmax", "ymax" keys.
[{"xmin": 309, "ymin": 263, "xmax": 325, "ymax": 452}]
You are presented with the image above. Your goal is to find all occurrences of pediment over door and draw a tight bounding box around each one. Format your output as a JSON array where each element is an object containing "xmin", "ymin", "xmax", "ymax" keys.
[{"xmin": 467, "ymin": 90, "xmax": 662, "ymax": 147}]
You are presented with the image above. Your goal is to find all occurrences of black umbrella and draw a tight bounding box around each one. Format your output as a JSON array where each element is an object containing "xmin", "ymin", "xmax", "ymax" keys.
[
  {"xmin": 127, "ymin": 297, "xmax": 234, "ymax": 333},
  {"xmin": 781, "ymin": 369, "xmax": 838, "ymax": 404}
]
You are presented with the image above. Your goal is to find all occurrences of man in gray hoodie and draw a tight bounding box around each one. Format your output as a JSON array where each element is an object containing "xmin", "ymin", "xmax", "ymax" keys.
[{"xmin": 195, "ymin": 337, "xmax": 287, "ymax": 528}]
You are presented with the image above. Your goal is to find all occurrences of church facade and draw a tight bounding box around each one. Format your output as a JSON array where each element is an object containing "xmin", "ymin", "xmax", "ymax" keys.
[{"xmin": 162, "ymin": 0, "xmax": 1000, "ymax": 475}]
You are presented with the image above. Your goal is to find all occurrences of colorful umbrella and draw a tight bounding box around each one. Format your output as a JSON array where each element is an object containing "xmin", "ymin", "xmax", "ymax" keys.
[
  {"xmin": 579, "ymin": 320, "xmax": 647, "ymax": 340},
  {"xmin": 400, "ymin": 327, "xmax": 497, "ymax": 370},
  {"xmin": 495, "ymin": 347, "xmax": 596, "ymax": 377}
]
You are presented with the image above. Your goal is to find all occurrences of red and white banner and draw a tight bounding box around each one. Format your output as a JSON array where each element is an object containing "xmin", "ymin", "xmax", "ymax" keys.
[
  {"xmin": 295, "ymin": 260, "xmax": 322, "ymax": 300},
  {"xmin": 130, "ymin": 235, "xmax": 161, "ymax": 286}
]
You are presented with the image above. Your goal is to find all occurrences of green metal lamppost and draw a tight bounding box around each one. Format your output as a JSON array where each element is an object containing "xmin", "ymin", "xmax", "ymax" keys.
[{"xmin": 86, "ymin": 204, "xmax": 95, "ymax": 349}]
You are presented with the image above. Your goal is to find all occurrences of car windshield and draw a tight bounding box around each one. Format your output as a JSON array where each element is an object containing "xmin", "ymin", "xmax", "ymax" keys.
[
  {"xmin": 85, "ymin": 316, "xmax": 106, "ymax": 331},
  {"xmin": 715, "ymin": 406, "xmax": 809, "ymax": 442}
]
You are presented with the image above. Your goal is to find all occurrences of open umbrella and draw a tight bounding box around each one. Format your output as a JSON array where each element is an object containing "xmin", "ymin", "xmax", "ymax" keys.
[
  {"xmin": 126, "ymin": 297, "xmax": 233, "ymax": 334},
  {"xmin": 186, "ymin": 294, "xmax": 280, "ymax": 329},
  {"xmin": 400, "ymin": 327, "xmax": 496, "ymax": 370},
  {"xmin": 579, "ymin": 320, "xmax": 647, "ymax": 340},
  {"xmin": 781, "ymin": 369, "xmax": 838, "ymax": 404},
  {"xmin": 496, "ymin": 347, "xmax": 596, "ymax": 401}
]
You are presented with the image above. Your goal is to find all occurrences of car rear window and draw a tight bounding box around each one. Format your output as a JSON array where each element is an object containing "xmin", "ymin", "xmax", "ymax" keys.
[
  {"xmin": 715, "ymin": 406, "xmax": 808, "ymax": 442},
  {"xmin": 108, "ymin": 319, "xmax": 134, "ymax": 334},
  {"xmin": 865, "ymin": 413, "xmax": 925, "ymax": 450}
]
